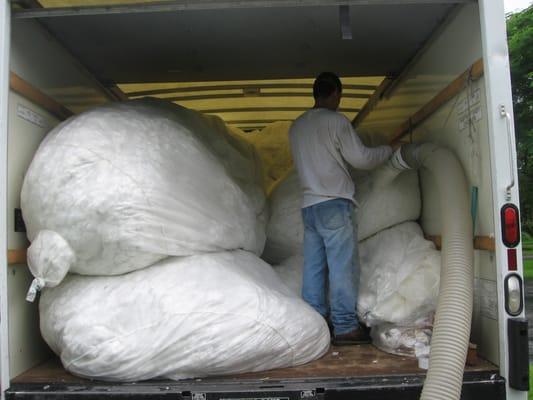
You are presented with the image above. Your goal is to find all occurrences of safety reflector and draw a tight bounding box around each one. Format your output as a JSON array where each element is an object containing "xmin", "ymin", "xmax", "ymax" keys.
[
  {"xmin": 508, "ymin": 248, "xmax": 517, "ymax": 271},
  {"xmin": 505, "ymin": 274, "xmax": 523, "ymax": 316},
  {"xmin": 501, "ymin": 204, "xmax": 520, "ymax": 247}
]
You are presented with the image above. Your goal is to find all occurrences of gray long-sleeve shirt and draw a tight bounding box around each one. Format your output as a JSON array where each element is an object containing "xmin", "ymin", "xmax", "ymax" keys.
[{"xmin": 289, "ymin": 108, "xmax": 392, "ymax": 208}]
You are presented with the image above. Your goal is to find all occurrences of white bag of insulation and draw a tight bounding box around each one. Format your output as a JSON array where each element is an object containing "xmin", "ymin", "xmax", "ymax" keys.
[
  {"xmin": 274, "ymin": 253, "xmax": 305, "ymax": 296},
  {"xmin": 21, "ymin": 99, "xmax": 266, "ymax": 291},
  {"xmin": 369, "ymin": 317, "xmax": 433, "ymax": 358},
  {"xmin": 40, "ymin": 250, "xmax": 330, "ymax": 381},
  {"xmin": 273, "ymin": 222, "xmax": 440, "ymax": 327},
  {"xmin": 262, "ymin": 169, "xmax": 420, "ymax": 264},
  {"xmin": 358, "ymin": 222, "xmax": 440, "ymax": 326}
]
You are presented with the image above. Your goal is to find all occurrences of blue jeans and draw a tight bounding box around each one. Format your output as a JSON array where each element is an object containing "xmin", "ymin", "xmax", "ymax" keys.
[{"xmin": 301, "ymin": 198, "xmax": 359, "ymax": 335}]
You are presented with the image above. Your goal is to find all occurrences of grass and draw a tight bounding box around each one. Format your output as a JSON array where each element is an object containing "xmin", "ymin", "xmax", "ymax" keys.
[
  {"xmin": 523, "ymin": 236, "xmax": 533, "ymax": 280},
  {"xmin": 524, "ymin": 259, "xmax": 533, "ymax": 280},
  {"xmin": 523, "ymin": 243, "xmax": 533, "ymax": 253},
  {"xmin": 527, "ymin": 364, "xmax": 533, "ymax": 400},
  {"xmin": 523, "ymin": 236, "xmax": 533, "ymax": 252}
]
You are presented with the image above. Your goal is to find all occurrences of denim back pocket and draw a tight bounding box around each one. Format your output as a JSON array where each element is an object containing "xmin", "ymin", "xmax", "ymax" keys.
[{"xmin": 317, "ymin": 201, "xmax": 349, "ymax": 230}]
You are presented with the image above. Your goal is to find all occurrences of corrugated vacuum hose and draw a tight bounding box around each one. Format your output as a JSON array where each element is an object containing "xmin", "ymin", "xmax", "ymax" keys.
[{"xmin": 389, "ymin": 143, "xmax": 474, "ymax": 400}]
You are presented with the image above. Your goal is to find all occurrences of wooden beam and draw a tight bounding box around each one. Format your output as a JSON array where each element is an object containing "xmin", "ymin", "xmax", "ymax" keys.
[
  {"xmin": 199, "ymin": 106, "xmax": 360, "ymax": 114},
  {"xmin": 8, "ymin": 249, "xmax": 27, "ymax": 265},
  {"xmin": 425, "ymin": 235, "xmax": 495, "ymax": 252},
  {"xmin": 352, "ymin": 77, "xmax": 394, "ymax": 127},
  {"xmin": 474, "ymin": 236, "xmax": 496, "ymax": 252},
  {"xmin": 126, "ymin": 83, "xmax": 377, "ymax": 97},
  {"xmin": 153, "ymin": 92, "xmax": 370, "ymax": 103},
  {"xmin": 226, "ymin": 119, "xmax": 293, "ymax": 125},
  {"xmin": 389, "ymin": 58, "xmax": 484, "ymax": 145},
  {"xmin": 10, "ymin": 72, "xmax": 73, "ymax": 121}
]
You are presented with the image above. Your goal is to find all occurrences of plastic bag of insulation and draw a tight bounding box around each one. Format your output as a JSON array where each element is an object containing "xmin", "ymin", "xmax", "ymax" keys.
[
  {"xmin": 370, "ymin": 316, "xmax": 433, "ymax": 358},
  {"xmin": 21, "ymin": 99, "xmax": 266, "ymax": 292},
  {"xmin": 274, "ymin": 253, "xmax": 304, "ymax": 296},
  {"xmin": 262, "ymin": 168, "xmax": 420, "ymax": 264},
  {"xmin": 39, "ymin": 250, "xmax": 330, "ymax": 381},
  {"xmin": 272, "ymin": 222, "xmax": 440, "ymax": 327},
  {"xmin": 358, "ymin": 222, "xmax": 440, "ymax": 326}
]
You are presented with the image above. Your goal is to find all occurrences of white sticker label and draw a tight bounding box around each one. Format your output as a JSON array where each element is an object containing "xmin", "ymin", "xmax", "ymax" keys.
[
  {"xmin": 17, "ymin": 104, "xmax": 48, "ymax": 128},
  {"xmin": 475, "ymin": 279, "xmax": 498, "ymax": 320}
]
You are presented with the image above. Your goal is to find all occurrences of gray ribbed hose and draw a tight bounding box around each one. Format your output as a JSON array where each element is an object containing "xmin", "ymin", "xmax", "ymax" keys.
[{"xmin": 390, "ymin": 143, "xmax": 474, "ymax": 400}]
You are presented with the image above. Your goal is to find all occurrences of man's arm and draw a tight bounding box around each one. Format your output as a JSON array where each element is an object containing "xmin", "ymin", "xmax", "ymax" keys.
[{"xmin": 336, "ymin": 117, "xmax": 392, "ymax": 170}]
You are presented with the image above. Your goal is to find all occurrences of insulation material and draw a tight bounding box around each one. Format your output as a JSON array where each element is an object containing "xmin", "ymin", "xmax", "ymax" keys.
[
  {"xmin": 274, "ymin": 253, "xmax": 305, "ymax": 296},
  {"xmin": 358, "ymin": 222, "xmax": 440, "ymax": 327},
  {"xmin": 231, "ymin": 122, "xmax": 293, "ymax": 193},
  {"xmin": 40, "ymin": 250, "xmax": 330, "ymax": 381},
  {"xmin": 21, "ymin": 99, "xmax": 266, "ymax": 289},
  {"xmin": 370, "ymin": 319, "xmax": 433, "ymax": 358},
  {"xmin": 273, "ymin": 222, "xmax": 440, "ymax": 327},
  {"xmin": 262, "ymin": 169, "xmax": 420, "ymax": 264},
  {"xmin": 262, "ymin": 172, "xmax": 303, "ymax": 263}
]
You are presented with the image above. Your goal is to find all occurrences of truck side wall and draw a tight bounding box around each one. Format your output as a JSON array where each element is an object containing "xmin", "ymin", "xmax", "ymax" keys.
[
  {"xmin": 6, "ymin": 93, "xmax": 56, "ymax": 378},
  {"xmin": 1, "ymin": 0, "xmax": 12, "ymax": 396},
  {"xmin": 10, "ymin": 20, "xmax": 110, "ymax": 114},
  {"xmin": 6, "ymin": 20, "xmax": 109, "ymax": 379},
  {"xmin": 4, "ymin": 1, "xmax": 511, "ymax": 386},
  {"xmin": 479, "ymin": 1, "xmax": 524, "ymax": 398},
  {"xmin": 359, "ymin": 3, "xmax": 499, "ymax": 365}
]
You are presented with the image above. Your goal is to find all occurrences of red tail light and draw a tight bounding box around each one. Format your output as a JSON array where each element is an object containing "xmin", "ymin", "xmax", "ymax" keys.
[{"xmin": 501, "ymin": 204, "xmax": 520, "ymax": 247}]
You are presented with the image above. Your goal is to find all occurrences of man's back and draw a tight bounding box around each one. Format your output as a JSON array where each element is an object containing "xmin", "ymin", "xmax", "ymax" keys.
[{"xmin": 289, "ymin": 108, "xmax": 391, "ymax": 208}]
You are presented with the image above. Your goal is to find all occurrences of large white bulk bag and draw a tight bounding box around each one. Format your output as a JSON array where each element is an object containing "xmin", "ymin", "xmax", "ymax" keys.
[
  {"xmin": 358, "ymin": 222, "xmax": 440, "ymax": 326},
  {"xmin": 273, "ymin": 222, "xmax": 440, "ymax": 326},
  {"xmin": 22, "ymin": 99, "xmax": 266, "ymax": 292},
  {"xmin": 274, "ymin": 253, "xmax": 305, "ymax": 296},
  {"xmin": 40, "ymin": 250, "xmax": 330, "ymax": 381},
  {"xmin": 262, "ymin": 172, "xmax": 303, "ymax": 263},
  {"xmin": 262, "ymin": 168, "xmax": 420, "ymax": 264}
]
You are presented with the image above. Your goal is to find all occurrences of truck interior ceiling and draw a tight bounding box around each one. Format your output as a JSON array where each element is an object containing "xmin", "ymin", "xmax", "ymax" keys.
[
  {"xmin": 4, "ymin": 0, "xmax": 512, "ymax": 398},
  {"xmin": 11, "ymin": 1, "xmax": 462, "ymax": 131}
]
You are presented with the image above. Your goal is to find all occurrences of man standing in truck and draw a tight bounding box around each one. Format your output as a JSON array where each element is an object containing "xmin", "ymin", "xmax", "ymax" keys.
[{"xmin": 289, "ymin": 72, "xmax": 393, "ymax": 345}]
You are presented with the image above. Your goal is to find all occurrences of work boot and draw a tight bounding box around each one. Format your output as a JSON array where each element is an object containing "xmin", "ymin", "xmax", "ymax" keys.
[{"xmin": 332, "ymin": 327, "xmax": 371, "ymax": 346}]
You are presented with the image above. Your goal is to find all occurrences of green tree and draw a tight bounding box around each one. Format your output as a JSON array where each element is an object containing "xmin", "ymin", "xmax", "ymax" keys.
[{"xmin": 507, "ymin": 5, "xmax": 533, "ymax": 232}]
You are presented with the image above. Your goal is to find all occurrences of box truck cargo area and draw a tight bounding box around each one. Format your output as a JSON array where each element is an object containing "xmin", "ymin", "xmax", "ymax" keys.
[{"xmin": 0, "ymin": 1, "xmax": 527, "ymax": 399}]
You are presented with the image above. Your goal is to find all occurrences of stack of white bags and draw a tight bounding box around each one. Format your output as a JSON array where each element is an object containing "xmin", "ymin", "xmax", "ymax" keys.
[
  {"xmin": 22, "ymin": 99, "xmax": 330, "ymax": 381},
  {"xmin": 24, "ymin": 98, "xmax": 442, "ymax": 380},
  {"xmin": 268, "ymin": 169, "xmax": 442, "ymax": 357}
]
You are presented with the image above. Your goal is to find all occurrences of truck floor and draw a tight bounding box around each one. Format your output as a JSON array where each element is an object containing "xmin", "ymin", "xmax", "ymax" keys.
[{"xmin": 12, "ymin": 344, "xmax": 497, "ymax": 383}]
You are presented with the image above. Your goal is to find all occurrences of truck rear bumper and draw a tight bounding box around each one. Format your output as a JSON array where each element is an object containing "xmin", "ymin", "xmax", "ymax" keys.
[{"xmin": 5, "ymin": 371, "xmax": 506, "ymax": 400}]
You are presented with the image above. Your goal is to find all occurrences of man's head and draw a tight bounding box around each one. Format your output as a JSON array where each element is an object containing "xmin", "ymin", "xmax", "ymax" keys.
[{"xmin": 313, "ymin": 72, "xmax": 342, "ymax": 111}]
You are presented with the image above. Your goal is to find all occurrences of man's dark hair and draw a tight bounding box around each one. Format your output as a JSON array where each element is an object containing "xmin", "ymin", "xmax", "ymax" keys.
[{"xmin": 313, "ymin": 72, "xmax": 342, "ymax": 100}]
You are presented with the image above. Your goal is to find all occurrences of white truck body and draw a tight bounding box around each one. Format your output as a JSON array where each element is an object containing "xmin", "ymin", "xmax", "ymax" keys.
[{"xmin": 0, "ymin": 1, "xmax": 527, "ymax": 399}]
